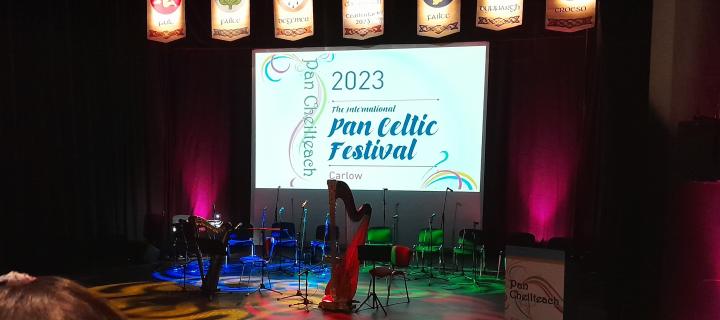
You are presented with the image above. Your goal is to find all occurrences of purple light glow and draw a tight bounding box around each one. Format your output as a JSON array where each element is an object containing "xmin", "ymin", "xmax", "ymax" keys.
[
  {"xmin": 506, "ymin": 98, "xmax": 579, "ymax": 242},
  {"xmin": 174, "ymin": 99, "xmax": 230, "ymax": 219},
  {"xmin": 180, "ymin": 141, "xmax": 228, "ymax": 219}
]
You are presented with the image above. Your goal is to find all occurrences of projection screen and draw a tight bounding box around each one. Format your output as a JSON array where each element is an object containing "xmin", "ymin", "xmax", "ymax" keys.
[{"xmin": 253, "ymin": 43, "xmax": 489, "ymax": 193}]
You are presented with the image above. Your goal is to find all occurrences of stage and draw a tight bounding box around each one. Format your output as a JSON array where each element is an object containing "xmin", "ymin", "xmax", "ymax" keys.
[
  {"xmin": 7, "ymin": 0, "xmax": 703, "ymax": 318},
  {"xmin": 86, "ymin": 257, "xmax": 505, "ymax": 319}
]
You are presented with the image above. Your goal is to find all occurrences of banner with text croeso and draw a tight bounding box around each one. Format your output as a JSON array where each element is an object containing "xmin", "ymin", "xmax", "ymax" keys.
[
  {"xmin": 212, "ymin": 0, "xmax": 251, "ymax": 41},
  {"xmin": 417, "ymin": 0, "xmax": 461, "ymax": 38},
  {"xmin": 342, "ymin": 0, "xmax": 384, "ymax": 40},
  {"xmin": 476, "ymin": 0, "xmax": 523, "ymax": 31},
  {"xmin": 147, "ymin": 0, "xmax": 185, "ymax": 43},
  {"xmin": 505, "ymin": 246, "xmax": 565, "ymax": 320},
  {"xmin": 274, "ymin": 0, "xmax": 314, "ymax": 41},
  {"xmin": 545, "ymin": 0, "xmax": 596, "ymax": 33}
]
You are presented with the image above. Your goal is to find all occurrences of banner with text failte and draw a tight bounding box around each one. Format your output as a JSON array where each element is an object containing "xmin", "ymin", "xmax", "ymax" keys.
[{"xmin": 253, "ymin": 44, "xmax": 488, "ymax": 192}]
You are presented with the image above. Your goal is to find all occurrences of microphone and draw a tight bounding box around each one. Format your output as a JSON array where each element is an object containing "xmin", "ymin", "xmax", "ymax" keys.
[
  {"xmin": 392, "ymin": 214, "xmax": 399, "ymax": 219},
  {"xmin": 383, "ymin": 188, "xmax": 388, "ymax": 191},
  {"xmin": 301, "ymin": 200, "xmax": 309, "ymax": 208},
  {"xmin": 429, "ymin": 212, "xmax": 436, "ymax": 222},
  {"xmin": 446, "ymin": 187, "xmax": 454, "ymax": 192},
  {"xmin": 233, "ymin": 222, "xmax": 244, "ymax": 230}
]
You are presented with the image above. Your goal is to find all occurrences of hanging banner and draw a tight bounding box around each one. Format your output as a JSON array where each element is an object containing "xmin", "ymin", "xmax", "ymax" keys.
[
  {"xmin": 274, "ymin": 0, "xmax": 314, "ymax": 41},
  {"xmin": 417, "ymin": 0, "xmax": 461, "ymax": 38},
  {"xmin": 342, "ymin": 0, "xmax": 384, "ymax": 40},
  {"xmin": 545, "ymin": 0, "xmax": 596, "ymax": 33},
  {"xmin": 147, "ymin": 0, "xmax": 185, "ymax": 43},
  {"xmin": 211, "ymin": 0, "xmax": 251, "ymax": 41},
  {"xmin": 476, "ymin": 0, "xmax": 523, "ymax": 31}
]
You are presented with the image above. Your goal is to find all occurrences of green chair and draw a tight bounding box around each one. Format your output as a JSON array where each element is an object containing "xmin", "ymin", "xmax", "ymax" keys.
[
  {"xmin": 366, "ymin": 227, "xmax": 392, "ymax": 246},
  {"xmin": 413, "ymin": 228, "xmax": 444, "ymax": 267},
  {"xmin": 452, "ymin": 229, "xmax": 484, "ymax": 275},
  {"xmin": 364, "ymin": 227, "xmax": 392, "ymax": 267}
]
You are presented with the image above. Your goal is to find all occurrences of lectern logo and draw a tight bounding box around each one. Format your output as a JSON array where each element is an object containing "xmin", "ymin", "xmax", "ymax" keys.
[
  {"xmin": 217, "ymin": 0, "xmax": 243, "ymax": 12},
  {"xmin": 423, "ymin": 0, "xmax": 453, "ymax": 8},
  {"xmin": 278, "ymin": 0, "xmax": 309, "ymax": 12},
  {"xmin": 150, "ymin": 0, "xmax": 181, "ymax": 14}
]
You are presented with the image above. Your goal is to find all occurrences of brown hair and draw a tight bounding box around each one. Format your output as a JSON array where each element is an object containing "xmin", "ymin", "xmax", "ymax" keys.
[{"xmin": 0, "ymin": 276, "xmax": 125, "ymax": 320}]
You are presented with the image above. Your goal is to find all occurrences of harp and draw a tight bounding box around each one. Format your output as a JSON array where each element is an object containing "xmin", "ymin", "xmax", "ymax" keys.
[
  {"xmin": 186, "ymin": 215, "xmax": 234, "ymax": 297},
  {"xmin": 319, "ymin": 180, "xmax": 372, "ymax": 313}
]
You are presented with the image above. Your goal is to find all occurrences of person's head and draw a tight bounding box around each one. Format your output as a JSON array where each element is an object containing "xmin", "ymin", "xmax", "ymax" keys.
[{"xmin": 0, "ymin": 272, "xmax": 125, "ymax": 320}]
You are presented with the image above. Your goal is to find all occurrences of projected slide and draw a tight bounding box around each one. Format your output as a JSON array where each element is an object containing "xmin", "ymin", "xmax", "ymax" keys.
[{"xmin": 253, "ymin": 43, "xmax": 488, "ymax": 192}]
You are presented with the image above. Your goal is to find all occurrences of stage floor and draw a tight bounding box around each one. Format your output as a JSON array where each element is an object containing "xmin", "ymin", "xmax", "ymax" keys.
[{"xmin": 88, "ymin": 257, "xmax": 505, "ymax": 319}]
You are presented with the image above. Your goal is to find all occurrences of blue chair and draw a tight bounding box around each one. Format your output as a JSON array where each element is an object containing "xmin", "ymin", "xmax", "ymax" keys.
[
  {"xmin": 228, "ymin": 223, "xmax": 254, "ymax": 255},
  {"xmin": 270, "ymin": 222, "xmax": 297, "ymax": 263},
  {"xmin": 310, "ymin": 224, "xmax": 339, "ymax": 262}
]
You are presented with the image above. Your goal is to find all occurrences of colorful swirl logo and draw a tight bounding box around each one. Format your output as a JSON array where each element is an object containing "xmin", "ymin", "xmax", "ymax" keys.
[
  {"xmin": 262, "ymin": 53, "xmax": 334, "ymax": 82},
  {"xmin": 421, "ymin": 151, "xmax": 478, "ymax": 190},
  {"xmin": 423, "ymin": 170, "xmax": 478, "ymax": 191},
  {"xmin": 260, "ymin": 53, "xmax": 335, "ymax": 186}
]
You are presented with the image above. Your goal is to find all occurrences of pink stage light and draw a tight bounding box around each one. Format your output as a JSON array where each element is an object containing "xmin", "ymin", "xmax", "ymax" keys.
[
  {"xmin": 523, "ymin": 148, "xmax": 574, "ymax": 241},
  {"xmin": 507, "ymin": 98, "xmax": 579, "ymax": 242},
  {"xmin": 180, "ymin": 144, "xmax": 228, "ymax": 219},
  {"xmin": 176, "ymin": 104, "xmax": 230, "ymax": 219}
]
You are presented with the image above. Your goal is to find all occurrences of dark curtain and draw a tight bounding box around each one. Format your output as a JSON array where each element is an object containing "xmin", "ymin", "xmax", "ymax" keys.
[
  {"xmin": 143, "ymin": 48, "xmax": 253, "ymax": 243},
  {"xmin": 488, "ymin": 37, "xmax": 591, "ymax": 242},
  {"xmin": 2, "ymin": 1, "xmax": 150, "ymax": 273}
]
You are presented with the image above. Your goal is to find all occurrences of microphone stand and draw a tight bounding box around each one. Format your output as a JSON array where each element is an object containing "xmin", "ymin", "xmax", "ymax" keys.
[
  {"xmin": 451, "ymin": 202, "xmax": 460, "ymax": 257},
  {"xmin": 299, "ymin": 204, "xmax": 308, "ymax": 267},
  {"xmin": 382, "ymin": 188, "xmax": 387, "ymax": 227},
  {"xmin": 412, "ymin": 213, "xmax": 447, "ymax": 285},
  {"xmin": 273, "ymin": 186, "xmax": 280, "ymax": 222},
  {"xmin": 450, "ymin": 221, "xmax": 483, "ymax": 288},
  {"xmin": 278, "ymin": 202, "xmax": 314, "ymax": 308},
  {"xmin": 392, "ymin": 203, "xmax": 399, "ymax": 245},
  {"xmin": 427, "ymin": 214, "xmax": 434, "ymax": 274},
  {"xmin": 440, "ymin": 188, "xmax": 452, "ymax": 273},
  {"xmin": 246, "ymin": 208, "xmax": 281, "ymax": 297},
  {"xmin": 309, "ymin": 213, "xmax": 330, "ymax": 274}
]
